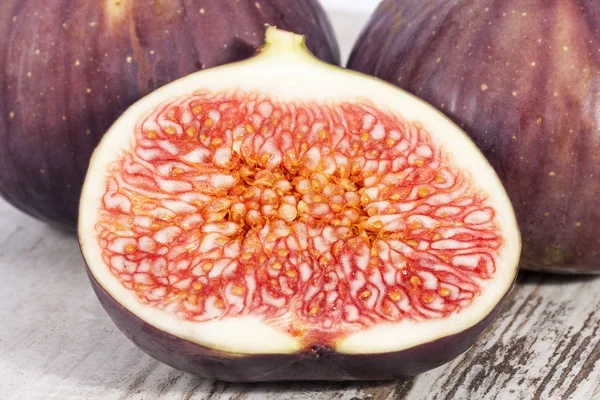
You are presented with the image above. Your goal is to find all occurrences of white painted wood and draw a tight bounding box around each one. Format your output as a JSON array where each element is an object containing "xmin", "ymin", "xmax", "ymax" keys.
[{"xmin": 1, "ymin": 10, "xmax": 600, "ymax": 400}]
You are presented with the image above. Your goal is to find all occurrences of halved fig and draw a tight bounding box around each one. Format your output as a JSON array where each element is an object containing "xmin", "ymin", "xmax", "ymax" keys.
[{"xmin": 79, "ymin": 27, "xmax": 520, "ymax": 381}]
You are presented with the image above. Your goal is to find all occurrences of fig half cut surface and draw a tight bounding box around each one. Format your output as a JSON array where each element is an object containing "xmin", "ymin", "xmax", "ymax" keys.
[{"xmin": 79, "ymin": 27, "xmax": 521, "ymax": 381}]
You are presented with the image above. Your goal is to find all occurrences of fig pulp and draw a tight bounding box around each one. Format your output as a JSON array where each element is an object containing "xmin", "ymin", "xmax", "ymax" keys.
[{"xmin": 79, "ymin": 28, "xmax": 520, "ymax": 381}]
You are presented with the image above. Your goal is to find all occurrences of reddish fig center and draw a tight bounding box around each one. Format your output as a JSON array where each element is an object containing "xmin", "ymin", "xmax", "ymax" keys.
[{"xmin": 96, "ymin": 90, "xmax": 502, "ymax": 343}]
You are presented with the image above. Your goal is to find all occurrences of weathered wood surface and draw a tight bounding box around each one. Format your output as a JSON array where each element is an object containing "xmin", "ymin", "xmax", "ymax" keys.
[{"xmin": 1, "ymin": 10, "xmax": 600, "ymax": 400}]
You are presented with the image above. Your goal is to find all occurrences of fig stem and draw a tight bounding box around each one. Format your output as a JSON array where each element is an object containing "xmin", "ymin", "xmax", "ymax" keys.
[{"xmin": 260, "ymin": 26, "xmax": 308, "ymax": 58}]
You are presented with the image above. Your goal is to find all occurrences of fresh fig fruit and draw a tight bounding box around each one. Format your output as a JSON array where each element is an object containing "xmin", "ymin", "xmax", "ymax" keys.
[
  {"xmin": 348, "ymin": 0, "xmax": 600, "ymax": 274},
  {"xmin": 0, "ymin": 0, "xmax": 338, "ymax": 229},
  {"xmin": 79, "ymin": 28, "xmax": 521, "ymax": 381}
]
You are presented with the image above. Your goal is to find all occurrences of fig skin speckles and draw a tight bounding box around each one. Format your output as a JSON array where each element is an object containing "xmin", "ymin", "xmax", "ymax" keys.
[{"xmin": 95, "ymin": 90, "xmax": 502, "ymax": 343}]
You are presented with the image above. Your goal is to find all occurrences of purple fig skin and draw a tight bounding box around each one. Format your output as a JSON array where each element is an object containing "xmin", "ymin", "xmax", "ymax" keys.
[
  {"xmin": 0, "ymin": 0, "xmax": 339, "ymax": 230},
  {"xmin": 88, "ymin": 268, "xmax": 513, "ymax": 381},
  {"xmin": 348, "ymin": 0, "xmax": 600, "ymax": 274}
]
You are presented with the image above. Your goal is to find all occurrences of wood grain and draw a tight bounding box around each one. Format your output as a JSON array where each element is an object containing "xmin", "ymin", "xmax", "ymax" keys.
[{"xmin": 1, "ymin": 11, "xmax": 600, "ymax": 400}]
